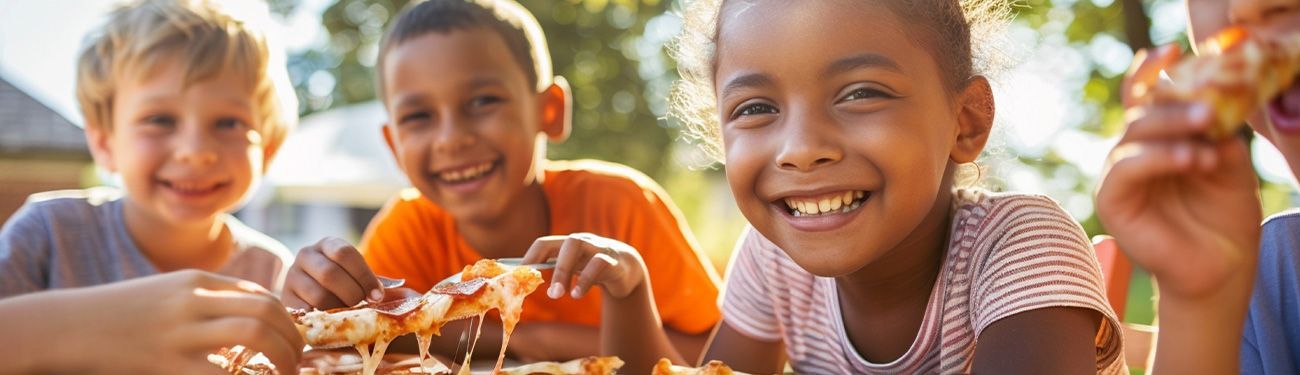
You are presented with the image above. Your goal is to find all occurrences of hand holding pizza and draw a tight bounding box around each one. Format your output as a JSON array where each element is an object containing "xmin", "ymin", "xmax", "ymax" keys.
[
  {"xmin": 283, "ymin": 237, "xmax": 386, "ymax": 310},
  {"xmin": 521, "ymin": 232, "xmax": 648, "ymax": 300},
  {"xmin": 16, "ymin": 270, "xmax": 303, "ymax": 374},
  {"xmin": 1096, "ymin": 44, "xmax": 1262, "ymax": 302}
]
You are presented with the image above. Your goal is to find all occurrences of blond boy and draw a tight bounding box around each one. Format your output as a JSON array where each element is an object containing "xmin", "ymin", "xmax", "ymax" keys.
[{"xmin": 0, "ymin": 0, "xmax": 303, "ymax": 371}]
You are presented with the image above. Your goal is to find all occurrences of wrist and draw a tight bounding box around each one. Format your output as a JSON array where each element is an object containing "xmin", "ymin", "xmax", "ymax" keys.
[{"xmin": 7, "ymin": 290, "xmax": 85, "ymax": 373}]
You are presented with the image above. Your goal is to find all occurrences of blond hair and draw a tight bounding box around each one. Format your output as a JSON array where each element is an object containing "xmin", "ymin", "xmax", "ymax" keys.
[
  {"xmin": 669, "ymin": 0, "xmax": 1011, "ymax": 164},
  {"xmin": 75, "ymin": 0, "xmax": 297, "ymax": 158}
]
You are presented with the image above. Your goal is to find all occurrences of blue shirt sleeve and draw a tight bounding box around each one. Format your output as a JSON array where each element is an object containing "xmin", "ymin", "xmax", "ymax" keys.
[
  {"xmin": 0, "ymin": 202, "xmax": 52, "ymax": 298},
  {"xmin": 1242, "ymin": 211, "xmax": 1300, "ymax": 375}
]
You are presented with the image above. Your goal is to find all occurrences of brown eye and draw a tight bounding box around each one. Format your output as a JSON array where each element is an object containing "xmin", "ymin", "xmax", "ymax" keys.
[
  {"xmin": 734, "ymin": 103, "xmax": 778, "ymax": 118},
  {"xmin": 840, "ymin": 88, "xmax": 894, "ymax": 102}
]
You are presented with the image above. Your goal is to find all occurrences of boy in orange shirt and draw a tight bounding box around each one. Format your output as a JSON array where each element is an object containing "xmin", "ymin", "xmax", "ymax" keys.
[{"xmin": 282, "ymin": 0, "xmax": 721, "ymax": 363}]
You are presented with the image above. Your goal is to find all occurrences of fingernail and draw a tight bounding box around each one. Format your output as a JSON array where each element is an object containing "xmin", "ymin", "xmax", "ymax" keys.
[
  {"xmin": 571, "ymin": 287, "xmax": 583, "ymax": 299},
  {"xmin": 548, "ymin": 282, "xmax": 564, "ymax": 299},
  {"xmin": 370, "ymin": 289, "xmax": 384, "ymax": 301}
]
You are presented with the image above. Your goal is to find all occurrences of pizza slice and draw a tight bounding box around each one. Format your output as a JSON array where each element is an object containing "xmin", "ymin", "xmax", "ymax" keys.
[
  {"xmin": 291, "ymin": 260, "xmax": 544, "ymax": 375},
  {"xmin": 498, "ymin": 356, "xmax": 625, "ymax": 375},
  {"xmin": 1163, "ymin": 26, "xmax": 1300, "ymax": 138},
  {"xmin": 650, "ymin": 358, "xmax": 745, "ymax": 375}
]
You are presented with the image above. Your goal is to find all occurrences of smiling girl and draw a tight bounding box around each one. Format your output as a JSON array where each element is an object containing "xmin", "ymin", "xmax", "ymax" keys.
[{"xmin": 568, "ymin": 0, "xmax": 1127, "ymax": 373}]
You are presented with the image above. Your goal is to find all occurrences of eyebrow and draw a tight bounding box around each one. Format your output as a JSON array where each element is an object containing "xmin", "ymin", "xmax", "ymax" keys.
[
  {"xmin": 393, "ymin": 93, "xmax": 429, "ymax": 111},
  {"xmin": 824, "ymin": 53, "xmax": 904, "ymax": 78},
  {"xmin": 719, "ymin": 73, "xmax": 775, "ymax": 100},
  {"xmin": 466, "ymin": 77, "xmax": 506, "ymax": 91}
]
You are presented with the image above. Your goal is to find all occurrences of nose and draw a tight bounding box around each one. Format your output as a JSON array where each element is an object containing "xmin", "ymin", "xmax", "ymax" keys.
[
  {"xmin": 174, "ymin": 124, "xmax": 218, "ymax": 165},
  {"xmin": 1230, "ymin": 0, "xmax": 1300, "ymax": 25},
  {"xmin": 431, "ymin": 114, "xmax": 476, "ymax": 154},
  {"xmin": 774, "ymin": 109, "xmax": 843, "ymax": 171}
]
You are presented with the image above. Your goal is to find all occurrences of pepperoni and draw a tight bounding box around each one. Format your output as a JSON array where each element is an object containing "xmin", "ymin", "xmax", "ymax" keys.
[
  {"xmin": 431, "ymin": 277, "xmax": 488, "ymax": 298},
  {"xmin": 372, "ymin": 296, "xmax": 425, "ymax": 317}
]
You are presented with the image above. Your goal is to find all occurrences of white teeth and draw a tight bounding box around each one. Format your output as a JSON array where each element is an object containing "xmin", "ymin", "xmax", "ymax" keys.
[
  {"xmin": 440, "ymin": 161, "xmax": 494, "ymax": 182},
  {"xmin": 783, "ymin": 191, "xmax": 868, "ymax": 217}
]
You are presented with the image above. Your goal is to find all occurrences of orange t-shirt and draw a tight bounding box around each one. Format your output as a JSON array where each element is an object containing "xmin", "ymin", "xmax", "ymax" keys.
[{"xmin": 360, "ymin": 160, "xmax": 721, "ymax": 334}]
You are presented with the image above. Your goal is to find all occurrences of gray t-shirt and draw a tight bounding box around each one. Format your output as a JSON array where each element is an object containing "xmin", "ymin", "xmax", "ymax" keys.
[{"xmin": 0, "ymin": 187, "xmax": 292, "ymax": 298}]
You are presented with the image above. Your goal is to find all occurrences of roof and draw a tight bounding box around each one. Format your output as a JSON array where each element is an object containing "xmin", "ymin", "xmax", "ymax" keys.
[
  {"xmin": 265, "ymin": 100, "xmax": 406, "ymax": 207},
  {"xmin": 0, "ymin": 75, "xmax": 88, "ymax": 158}
]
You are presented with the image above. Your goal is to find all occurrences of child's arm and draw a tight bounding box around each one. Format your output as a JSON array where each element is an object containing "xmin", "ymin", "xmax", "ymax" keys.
[
  {"xmin": 520, "ymin": 233, "xmax": 681, "ymax": 373},
  {"xmin": 282, "ymin": 237, "xmax": 386, "ymax": 309},
  {"xmin": 0, "ymin": 270, "xmax": 303, "ymax": 373},
  {"xmin": 701, "ymin": 322, "xmax": 786, "ymax": 374},
  {"xmin": 971, "ymin": 307, "xmax": 1104, "ymax": 374},
  {"xmin": 1096, "ymin": 45, "xmax": 1263, "ymax": 375}
]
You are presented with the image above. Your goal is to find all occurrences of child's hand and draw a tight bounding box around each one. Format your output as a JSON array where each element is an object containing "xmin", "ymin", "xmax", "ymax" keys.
[
  {"xmin": 520, "ymin": 233, "xmax": 648, "ymax": 300},
  {"xmin": 1096, "ymin": 44, "xmax": 1262, "ymax": 301},
  {"xmin": 283, "ymin": 237, "xmax": 384, "ymax": 310},
  {"xmin": 59, "ymin": 270, "xmax": 303, "ymax": 373}
]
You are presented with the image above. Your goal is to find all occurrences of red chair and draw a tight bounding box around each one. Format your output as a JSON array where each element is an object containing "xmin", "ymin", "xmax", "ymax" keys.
[{"xmin": 1092, "ymin": 235, "xmax": 1157, "ymax": 371}]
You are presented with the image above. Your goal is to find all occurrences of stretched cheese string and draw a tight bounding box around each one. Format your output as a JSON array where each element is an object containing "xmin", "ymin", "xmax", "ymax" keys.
[{"xmin": 457, "ymin": 314, "xmax": 486, "ymax": 375}]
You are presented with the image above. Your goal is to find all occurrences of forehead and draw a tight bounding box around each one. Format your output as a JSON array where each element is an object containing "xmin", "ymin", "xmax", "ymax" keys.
[
  {"xmin": 714, "ymin": 1, "xmax": 937, "ymax": 84},
  {"xmin": 382, "ymin": 28, "xmax": 532, "ymax": 93}
]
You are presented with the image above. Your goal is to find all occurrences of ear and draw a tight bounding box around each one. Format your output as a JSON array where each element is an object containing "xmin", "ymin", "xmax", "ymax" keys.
[
  {"xmin": 950, "ymin": 76, "xmax": 995, "ymax": 164},
  {"xmin": 83, "ymin": 123, "xmax": 118, "ymax": 173},
  {"xmin": 538, "ymin": 76, "xmax": 572, "ymax": 143},
  {"xmin": 381, "ymin": 123, "xmax": 402, "ymax": 167}
]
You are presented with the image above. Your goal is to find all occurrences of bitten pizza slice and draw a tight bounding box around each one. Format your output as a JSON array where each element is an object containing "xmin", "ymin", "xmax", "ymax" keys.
[{"xmin": 1162, "ymin": 26, "xmax": 1300, "ymax": 138}]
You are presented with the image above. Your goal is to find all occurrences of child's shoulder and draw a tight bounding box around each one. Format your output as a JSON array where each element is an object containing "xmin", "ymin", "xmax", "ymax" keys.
[
  {"xmin": 15, "ymin": 187, "xmax": 124, "ymax": 225},
  {"xmin": 953, "ymin": 188, "xmax": 1074, "ymax": 223},
  {"xmin": 1263, "ymin": 209, "xmax": 1300, "ymax": 230},
  {"xmin": 223, "ymin": 215, "xmax": 293, "ymax": 265}
]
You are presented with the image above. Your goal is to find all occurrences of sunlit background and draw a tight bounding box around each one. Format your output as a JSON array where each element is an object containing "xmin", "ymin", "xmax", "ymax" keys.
[{"xmin": 3, "ymin": 0, "xmax": 1299, "ymax": 343}]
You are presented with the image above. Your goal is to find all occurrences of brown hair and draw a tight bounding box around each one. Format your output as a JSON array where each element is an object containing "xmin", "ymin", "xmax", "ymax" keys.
[
  {"xmin": 75, "ymin": 0, "xmax": 297, "ymax": 158},
  {"xmin": 375, "ymin": 0, "xmax": 552, "ymax": 104}
]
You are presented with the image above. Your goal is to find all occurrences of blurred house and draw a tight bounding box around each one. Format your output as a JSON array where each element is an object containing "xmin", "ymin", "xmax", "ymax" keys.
[
  {"xmin": 0, "ymin": 75, "xmax": 92, "ymax": 224},
  {"xmin": 237, "ymin": 100, "xmax": 407, "ymax": 251}
]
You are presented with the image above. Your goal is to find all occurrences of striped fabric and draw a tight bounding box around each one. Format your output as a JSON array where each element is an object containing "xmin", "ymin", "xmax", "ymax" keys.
[{"xmin": 720, "ymin": 189, "xmax": 1125, "ymax": 374}]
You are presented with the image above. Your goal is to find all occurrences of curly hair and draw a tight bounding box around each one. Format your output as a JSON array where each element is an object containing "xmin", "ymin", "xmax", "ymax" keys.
[{"xmin": 668, "ymin": 0, "xmax": 1012, "ymax": 164}]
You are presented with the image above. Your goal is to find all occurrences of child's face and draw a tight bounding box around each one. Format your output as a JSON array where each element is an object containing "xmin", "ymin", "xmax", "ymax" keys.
[
  {"xmin": 1188, "ymin": 0, "xmax": 1300, "ymax": 176},
  {"xmin": 715, "ymin": 1, "xmax": 985, "ymax": 276},
  {"xmin": 89, "ymin": 59, "xmax": 266, "ymax": 224},
  {"xmin": 381, "ymin": 29, "xmax": 558, "ymax": 224}
]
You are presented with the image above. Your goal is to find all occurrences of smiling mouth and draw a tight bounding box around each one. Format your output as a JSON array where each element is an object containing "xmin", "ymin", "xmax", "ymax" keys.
[
  {"xmin": 781, "ymin": 190, "xmax": 869, "ymax": 217},
  {"xmin": 160, "ymin": 180, "xmax": 228, "ymax": 194},
  {"xmin": 435, "ymin": 160, "xmax": 499, "ymax": 184}
]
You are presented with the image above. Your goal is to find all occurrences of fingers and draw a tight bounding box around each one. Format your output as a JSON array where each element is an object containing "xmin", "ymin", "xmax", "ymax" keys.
[
  {"xmin": 1103, "ymin": 141, "xmax": 1219, "ymax": 195},
  {"xmin": 1121, "ymin": 102, "xmax": 1213, "ymax": 142},
  {"xmin": 520, "ymin": 235, "xmax": 568, "ymax": 265},
  {"xmin": 171, "ymin": 270, "xmax": 273, "ymax": 298},
  {"xmin": 1123, "ymin": 45, "xmax": 1182, "ymax": 108},
  {"xmin": 189, "ymin": 289, "xmax": 305, "ymax": 353},
  {"xmin": 290, "ymin": 238, "xmax": 381, "ymax": 308},
  {"xmin": 180, "ymin": 316, "xmax": 302, "ymax": 372},
  {"xmin": 283, "ymin": 267, "xmax": 347, "ymax": 309},
  {"xmin": 548, "ymin": 236, "xmax": 595, "ymax": 299},
  {"xmin": 318, "ymin": 238, "xmax": 384, "ymax": 302},
  {"xmin": 570, "ymin": 253, "xmax": 617, "ymax": 299}
]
